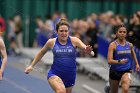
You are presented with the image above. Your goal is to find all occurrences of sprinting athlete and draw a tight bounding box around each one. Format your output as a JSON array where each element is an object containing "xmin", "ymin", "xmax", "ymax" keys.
[
  {"xmin": 107, "ymin": 24, "xmax": 140, "ymax": 93},
  {"xmin": 25, "ymin": 18, "xmax": 93, "ymax": 93}
]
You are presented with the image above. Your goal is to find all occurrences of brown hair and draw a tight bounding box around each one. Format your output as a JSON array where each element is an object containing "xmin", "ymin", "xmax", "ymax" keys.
[
  {"xmin": 56, "ymin": 18, "xmax": 70, "ymax": 31},
  {"xmin": 114, "ymin": 24, "xmax": 127, "ymax": 33}
]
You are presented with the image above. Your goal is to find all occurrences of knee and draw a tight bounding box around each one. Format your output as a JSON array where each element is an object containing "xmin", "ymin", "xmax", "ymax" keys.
[
  {"xmin": 122, "ymin": 84, "xmax": 129, "ymax": 93},
  {"xmin": 122, "ymin": 85, "xmax": 129, "ymax": 93},
  {"xmin": 56, "ymin": 88, "xmax": 66, "ymax": 93},
  {"xmin": 121, "ymin": 82, "xmax": 130, "ymax": 93}
]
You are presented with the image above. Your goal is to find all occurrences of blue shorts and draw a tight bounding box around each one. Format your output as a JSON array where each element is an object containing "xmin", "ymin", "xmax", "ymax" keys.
[{"xmin": 47, "ymin": 69, "xmax": 76, "ymax": 88}]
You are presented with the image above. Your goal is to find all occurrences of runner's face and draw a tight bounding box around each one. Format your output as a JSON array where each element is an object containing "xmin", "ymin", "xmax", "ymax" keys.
[
  {"xmin": 57, "ymin": 25, "xmax": 69, "ymax": 41},
  {"xmin": 116, "ymin": 27, "xmax": 127, "ymax": 40}
]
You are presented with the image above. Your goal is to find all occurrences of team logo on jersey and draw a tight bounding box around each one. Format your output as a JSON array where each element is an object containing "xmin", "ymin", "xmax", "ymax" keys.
[
  {"xmin": 117, "ymin": 50, "xmax": 131, "ymax": 54},
  {"xmin": 56, "ymin": 49, "xmax": 73, "ymax": 53}
]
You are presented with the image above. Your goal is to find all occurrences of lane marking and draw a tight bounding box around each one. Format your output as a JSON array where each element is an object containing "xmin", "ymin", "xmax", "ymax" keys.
[
  {"xmin": 4, "ymin": 78, "xmax": 33, "ymax": 93},
  {"xmin": 82, "ymin": 84, "xmax": 101, "ymax": 93}
]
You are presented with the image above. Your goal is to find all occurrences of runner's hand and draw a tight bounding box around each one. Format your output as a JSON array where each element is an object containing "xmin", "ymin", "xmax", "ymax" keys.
[
  {"xmin": 120, "ymin": 58, "xmax": 128, "ymax": 64},
  {"xmin": 84, "ymin": 45, "xmax": 93, "ymax": 54},
  {"xmin": 24, "ymin": 65, "xmax": 33, "ymax": 74},
  {"xmin": 136, "ymin": 64, "xmax": 140, "ymax": 72}
]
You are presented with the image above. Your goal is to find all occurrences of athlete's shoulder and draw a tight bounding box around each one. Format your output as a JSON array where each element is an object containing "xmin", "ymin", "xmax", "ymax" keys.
[
  {"xmin": 70, "ymin": 36, "xmax": 80, "ymax": 41},
  {"xmin": 127, "ymin": 42, "xmax": 133, "ymax": 48},
  {"xmin": 109, "ymin": 40, "xmax": 117, "ymax": 50},
  {"xmin": 45, "ymin": 38, "xmax": 56, "ymax": 47},
  {"xmin": 109, "ymin": 41, "xmax": 116, "ymax": 46},
  {"xmin": 47, "ymin": 38, "xmax": 56, "ymax": 42}
]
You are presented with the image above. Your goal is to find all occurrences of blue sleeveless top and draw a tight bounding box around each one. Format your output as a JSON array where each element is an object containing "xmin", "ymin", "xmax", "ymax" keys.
[
  {"xmin": 110, "ymin": 40, "xmax": 133, "ymax": 71},
  {"xmin": 51, "ymin": 36, "xmax": 76, "ymax": 72}
]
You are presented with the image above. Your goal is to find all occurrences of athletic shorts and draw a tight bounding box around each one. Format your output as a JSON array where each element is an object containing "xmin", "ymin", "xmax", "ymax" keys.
[
  {"xmin": 109, "ymin": 69, "xmax": 132, "ymax": 81},
  {"xmin": 47, "ymin": 69, "xmax": 76, "ymax": 88}
]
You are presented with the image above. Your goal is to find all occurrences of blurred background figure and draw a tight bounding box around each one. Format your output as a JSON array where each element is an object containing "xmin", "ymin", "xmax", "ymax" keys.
[
  {"xmin": 13, "ymin": 15, "xmax": 23, "ymax": 49},
  {"xmin": 0, "ymin": 14, "xmax": 5, "ymax": 36},
  {"xmin": 33, "ymin": 16, "xmax": 45, "ymax": 47},
  {"xmin": 127, "ymin": 13, "xmax": 140, "ymax": 49},
  {"xmin": 86, "ymin": 16, "xmax": 98, "ymax": 57},
  {"xmin": 33, "ymin": 16, "xmax": 53, "ymax": 48},
  {"xmin": 7, "ymin": 17, "xmax": 16, "ymax": 55}
]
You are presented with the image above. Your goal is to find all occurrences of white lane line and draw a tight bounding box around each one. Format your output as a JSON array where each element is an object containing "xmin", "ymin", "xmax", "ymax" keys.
[
  {"xmin": 82, "ymin": 84, "xmax": 101, "ymax": 93},
  {"xmin": 4, "ymin": 78, "xmax": 33, "ymax": 93}
]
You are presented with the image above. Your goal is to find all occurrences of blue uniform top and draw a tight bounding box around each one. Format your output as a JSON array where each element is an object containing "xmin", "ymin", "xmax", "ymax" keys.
[
  {"xmin": 110, "ymin": 40, "xmax": 133, "ymax": 71},
  {"xmin": 51, "ymin": 36, "xmax": 76, "ymax": 72}
]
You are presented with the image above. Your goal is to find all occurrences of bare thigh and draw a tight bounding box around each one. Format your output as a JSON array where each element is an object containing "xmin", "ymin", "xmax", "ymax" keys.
[
  {"xmin": 121, "ymin": 73, "xmax": 131, "ymax": 93},
  {"xmin": 48, "ymin": 75, "xmax": 66, "ymax": 92},
  {"xmin": 66, "ymin": 86, "xmax": 73, "ymax": 93},
  {"xmin": 109, "ymin": 78, "xmax": 120, "ymax": 93}
]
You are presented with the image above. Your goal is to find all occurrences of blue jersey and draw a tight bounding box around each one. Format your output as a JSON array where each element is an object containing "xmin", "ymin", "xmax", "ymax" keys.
[
  {"xmin": 51, "ymin": 36, "xmax": 76, "ymax": 72},
  {"xmin": 110, "ymin": 41, "xmax": 133, "ymax": 71},
  {"xmin": 47, "ymin": 36, "xmax": 76, "ymax": 87}
]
